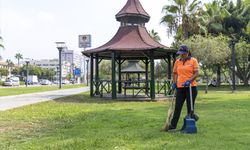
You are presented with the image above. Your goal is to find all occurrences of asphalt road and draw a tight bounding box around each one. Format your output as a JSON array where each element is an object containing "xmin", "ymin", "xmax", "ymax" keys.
[{"xmin": 0, "ymin": 87, "xmax": 89, "ymax": 111}]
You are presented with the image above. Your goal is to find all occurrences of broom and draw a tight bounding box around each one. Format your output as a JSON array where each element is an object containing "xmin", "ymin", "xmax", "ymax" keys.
[{"xmin": 160, "ymin": 89, "xmax": 176, "ymax": 131}]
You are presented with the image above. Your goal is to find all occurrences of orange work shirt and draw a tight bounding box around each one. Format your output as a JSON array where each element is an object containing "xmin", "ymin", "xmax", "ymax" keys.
[{"xmin": 173, "ymin": 57, "xmax": 199, "ymax": 88}]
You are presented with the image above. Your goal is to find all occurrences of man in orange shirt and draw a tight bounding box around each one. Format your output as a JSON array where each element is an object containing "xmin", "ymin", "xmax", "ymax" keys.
[{"xmin": 163, "ymin": 45, "xmax": 199, "ymax": 131}]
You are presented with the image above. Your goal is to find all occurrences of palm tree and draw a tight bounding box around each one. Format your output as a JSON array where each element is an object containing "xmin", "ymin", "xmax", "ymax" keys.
[
  {"xmin": 161, "ymin": 0, "xmax": 203, "ymax": 39},
  {"xmin": 0, "ymin": 36, "xmax": 3, "ymax": 49},
  {"xmin": 203, "ymin": 0, "xmax": 231, "ymax": 35},
  {"xmin": 148, "ymin": 29, "xmax": 161, "ymax": 42},
  {"xmin": 6, "ymin": 59, "xmax": 14, "ymax": 76},
  {"xmin": 222, "ymin": 0, "xmax": 250, "ymax": 86},
  {"xmin": 15, "ymin": 53, "xmax": 23, "ymax": 67},
  {"xmin": 0, "ymin": 36, "xmax": 4, "ymax": 60}
]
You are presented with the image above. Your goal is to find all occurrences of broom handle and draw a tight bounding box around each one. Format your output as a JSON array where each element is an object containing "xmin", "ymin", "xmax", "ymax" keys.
[{"xmin": 189, "ymin": 85, "xmax": 194, "ymax": 113}]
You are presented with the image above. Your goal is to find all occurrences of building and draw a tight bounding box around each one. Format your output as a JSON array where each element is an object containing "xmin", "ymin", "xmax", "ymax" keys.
[
  {"xmin": 19, "ymin": 50, "xmax": 85, "ymax": 80},
  {"xmin": 61, "ymin": 50, "xmax": 85, "ymax": 79},
  {"xmin": 0, "ymin": 61, "xmax": 7, "ymax": 69},
  {"xmin": 34, "ymin": 59, "xmax": 59, "ymax": 70}
]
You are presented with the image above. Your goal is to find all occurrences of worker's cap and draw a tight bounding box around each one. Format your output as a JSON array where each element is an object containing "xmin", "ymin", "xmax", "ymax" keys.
[{"xmin": 177, "ymin": 45, "xmax": 189, "ymax": 55}]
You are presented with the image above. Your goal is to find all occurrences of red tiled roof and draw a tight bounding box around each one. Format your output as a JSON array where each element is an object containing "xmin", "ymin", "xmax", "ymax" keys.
[{"xmin": 83, "ymin": 26, "xmax": 167, "ymax": 53}]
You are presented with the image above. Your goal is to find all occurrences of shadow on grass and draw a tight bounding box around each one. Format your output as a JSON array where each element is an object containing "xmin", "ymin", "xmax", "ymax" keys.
[
  {"xmin": 53, "ymin": 92, "xmax": 164, "ymax": 104},
  {"xmin": 198, "ymin": 85, "xmax": 250, "ymax": 91}
]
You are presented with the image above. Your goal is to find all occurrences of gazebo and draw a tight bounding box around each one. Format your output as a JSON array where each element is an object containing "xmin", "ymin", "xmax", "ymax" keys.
[{"xmin": 82, "ymin": 0, "xmax": 176, "ymax": 100}]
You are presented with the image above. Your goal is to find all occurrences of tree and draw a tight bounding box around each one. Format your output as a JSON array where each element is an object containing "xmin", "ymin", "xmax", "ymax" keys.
[
  {"xmin": 0, "ymin": 36, "xmax": 4, "ymax": 59},
  {"xmin": 6, "ymin": 59, "xmax": 15, "ymax": 76},
  {"xmin": 222, "ymin": 0, "xmax": 250, "ymax": 88},
  {"xmin": 0, "ymin": 36, "xmax": 3, "ymax": 49},
  {"xmin": 233, "ymin": 39, "xmax": 250, "ymax": 85},
  {"xmin": 161, "ymin": 0, "xmax": 203, "ymax": 39},
  {"xmin": 148, "ymin": 29, "xmax": 161, "ymax": 42},
  {"xmin": 0, "ymin": 68, "xmax": 8, "ymax": 77},
  {"xmin": 99, "ymin": 60, "xmax": 112, "ymax": 79},
  {"xmin": 182, "ymin": 34, "xmax": 231, "ymax": 93},
  {"xmin": 244, "ymin": 0, "xmax": 250, "ymax": 5},
  {"xmin": 203, "ymin": 0, "xmax": 231, "ymax": 35},
  {"xmin": 15, "ymin": 53, "xmax": 23, "ymax": 67}
]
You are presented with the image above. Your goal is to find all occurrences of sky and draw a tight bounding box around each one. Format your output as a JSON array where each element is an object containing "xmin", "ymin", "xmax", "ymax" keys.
[
  {"xmin": 0, "ymin": 0, "xmax": 235, "ymax": 63},
  {"xmin": 0, "ymin": 0, "xmax": 174, "ymax": 63}
]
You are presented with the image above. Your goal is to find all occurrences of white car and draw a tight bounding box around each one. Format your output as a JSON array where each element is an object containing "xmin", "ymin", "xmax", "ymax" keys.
[
  {"xmin": 40, "ymin": 79, "xmax": 52, "ymax": 85},
  {"xmin": 4, "ymin": 77, "xmax": 20, "ymax": 86},
  {"xmin": 62, "ymin": 80, "xmax": 70, "ymax": 84}
]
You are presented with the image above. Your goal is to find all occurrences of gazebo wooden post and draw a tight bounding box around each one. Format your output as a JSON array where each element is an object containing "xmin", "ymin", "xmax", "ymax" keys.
[
  {"xmin": 167, "ymin": 55, "xmax": 172, "ymax": 80},
  {"xmin": 145, "ymin": 58, "xmax": 149, "ymax": 94},
  {"xmin": 118, "ymin": 58, "xmax": 122, "ymax": 94},
  {"xmin": 173, "ymin": 53, "xmax": 176, "ymax": 63},
  {"xmin": 111, "ymin": 51, "xmax": 117, "ymax": 99},
  {"xmin": 95, "ymin": 54, "xmax": 99, "ymax": 95},
  {"xmin": 90, "ymin": 53, "xmax": 94, "ymax": 97},
  {"xmin": 150, "ymin": 51, "xmax": 155, "ymax": 100}
]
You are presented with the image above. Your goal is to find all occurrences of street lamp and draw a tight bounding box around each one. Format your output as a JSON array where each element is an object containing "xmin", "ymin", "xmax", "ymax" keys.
[
  {"xmin": 56, "ymin": 66, "xmax": 59, "ymax": 85},
  {"xmin": 55, "ymin": 42, "xmax": 66, "ymax": 89},
  {"xmin": 25, "ymin": 60, "xmax": 30, "ymax": 87},
  {"xmin": 86, "ymin": 58, "xmax": 89, "ymax": 86}
]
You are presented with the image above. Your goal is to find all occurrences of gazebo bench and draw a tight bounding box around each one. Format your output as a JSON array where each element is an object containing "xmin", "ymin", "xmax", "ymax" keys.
[{"xmin": 123, "ymin": 86, "xmax": 149, "ymax": 97}]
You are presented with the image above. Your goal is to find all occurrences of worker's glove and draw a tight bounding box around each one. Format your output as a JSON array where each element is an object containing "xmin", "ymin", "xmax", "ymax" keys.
[
  {"xmin": 182, "ymin": 80, "xmax": 191, "ymax": 87},
  {"xmin": 172, "ymin": 83, "xmax": 177, "ymax": 90}
]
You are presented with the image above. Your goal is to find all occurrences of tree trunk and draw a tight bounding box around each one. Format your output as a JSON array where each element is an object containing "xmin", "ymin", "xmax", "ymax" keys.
[
  {"xmin": 216, "ymin": 65, "xmax": 221, "ymax": 86},
  {"xmin": 204, "ymin": 70, "xmax": 208, "ymax": 94}
]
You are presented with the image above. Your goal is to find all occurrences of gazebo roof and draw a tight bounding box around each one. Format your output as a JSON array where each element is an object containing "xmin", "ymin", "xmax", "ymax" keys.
[
  {"xmin": 121, "ymin": 60, "xmax": 145, "ymax": 73},
  {"xmin": 82, "ymin": 26, "xmax": 176, "ymax": 59},
  {"xmin": 115, "ymin": 0, "xmax": 150, "ymax": 23},
  {"xmin": 82, "ymin": 0, "xmax": 176, "ymax": 59}
]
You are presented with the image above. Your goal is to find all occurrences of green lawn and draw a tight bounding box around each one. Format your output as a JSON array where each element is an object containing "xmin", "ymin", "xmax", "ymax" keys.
[
  {"xmin": 0, "ymin": 87, "xmax": 250, "ymax": 149},
  {"xmin": 0, "ymin": 84, "xmax": 86, "ymax": 97}
]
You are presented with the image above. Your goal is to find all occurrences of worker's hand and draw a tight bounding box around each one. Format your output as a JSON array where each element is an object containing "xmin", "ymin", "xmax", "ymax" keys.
[
  {"xmin": 182, "ymin": 80, "xmax": 191, "ymax": 87},
  {"xmin": 172, "ymin": 83, "xmax": 177, "ymax": 90}
]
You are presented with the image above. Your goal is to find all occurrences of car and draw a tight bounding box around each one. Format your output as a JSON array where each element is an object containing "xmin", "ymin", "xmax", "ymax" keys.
[
  {"xmin": 62, "ymin": 79, "xmax": 70, "ymax": 84},
  {"xmin": 53, "ymin": 80, "xmax": 59, "ymax": 84},
  {"xmin": 4, "ymin": 77, "xmax": 20, "ymax": 86},
  {"xmin": 40, "ymin": 79, "xmax": 52, "ymax": 85}
]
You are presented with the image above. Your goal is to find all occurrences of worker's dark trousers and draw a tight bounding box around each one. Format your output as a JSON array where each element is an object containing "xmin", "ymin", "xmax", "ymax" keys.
[{"xmin": 170, "ymin": 87, "xmax": 197, "ymax": 128}]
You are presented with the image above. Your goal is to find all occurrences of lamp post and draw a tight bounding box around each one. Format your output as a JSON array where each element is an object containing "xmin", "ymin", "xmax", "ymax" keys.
[
  {"xmin": 86, "ymin": 59, "xmax": 89, "ymax": 86},
  {"xmin": 25, "ymin": 60, "xmax": 30, "ymax": 87},
  {"xmin": 56, "ymin": 66, "xmax": 59, "ymax": 85},
  {"xmin": 55, "ymin": 42, "xmax": 66, "ymax": 89}
]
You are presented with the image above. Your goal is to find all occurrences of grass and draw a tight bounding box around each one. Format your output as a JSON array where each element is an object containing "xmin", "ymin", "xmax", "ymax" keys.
[
  {"xmin": 0, "ymin": 86, "xmax": 250, "ymax": 149},
  {"xmin": 0, "ymin": 84, "xmax": 86, "ymax": 97}
]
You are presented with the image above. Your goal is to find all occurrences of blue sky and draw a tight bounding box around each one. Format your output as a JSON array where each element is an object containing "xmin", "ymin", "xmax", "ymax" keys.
[{"xmin": 0, "ymin": 0, "xmax": 235, "ymax": 63}]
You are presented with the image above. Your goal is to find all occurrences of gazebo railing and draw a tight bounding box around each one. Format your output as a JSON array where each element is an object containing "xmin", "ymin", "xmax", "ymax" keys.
[
  {"xmin": 156, "ymin": 80, "xmax": 172, "ymax": 96},
  {"xmin": 121, "ymin": 80, "xmax": 150, "ymax": 97},
  {"xmin": 93, "ymin": 80, "xmax": 112, "ymax": 97},
  {"xmin": 93, "ymin": 79, "xmax": 173, "ymax": 98}
]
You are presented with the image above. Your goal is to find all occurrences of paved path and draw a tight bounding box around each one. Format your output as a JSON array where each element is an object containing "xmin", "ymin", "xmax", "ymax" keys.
[{"xmin": 0, "ymin": 87, "xmax": 89, "ymax": 111}]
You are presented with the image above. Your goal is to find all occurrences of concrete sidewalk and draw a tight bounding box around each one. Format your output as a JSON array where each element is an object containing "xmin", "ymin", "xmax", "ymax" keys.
[{"xmin": 0, "ymin": 87, "xmax": 89, "ymax": 111}]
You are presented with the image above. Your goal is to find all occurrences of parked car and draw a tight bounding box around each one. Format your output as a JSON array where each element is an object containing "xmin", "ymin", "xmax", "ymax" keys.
[
  {"xmin": 4, "ymin": 77, "xmax": 20, "ymax": 86},
  {"xmin": 62, "ymin": 79, "xmax": 70, "ymax": 84},
  {"xmin": 40, "ymin": 79, "xmax": 52, "ymax": 85},
  {"xmin": 53, "ymin": 80, "xmax": 59, "ymax": 84}
]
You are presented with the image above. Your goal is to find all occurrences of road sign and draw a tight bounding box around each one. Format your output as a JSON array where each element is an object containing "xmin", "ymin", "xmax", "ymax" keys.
[
  {"xmin": 74, "ymin": 68, "xmax": 81, "ymax": 77},
  {"xmin": 79, "ymin": 34, "xmax": 91, "ymax": 48}
]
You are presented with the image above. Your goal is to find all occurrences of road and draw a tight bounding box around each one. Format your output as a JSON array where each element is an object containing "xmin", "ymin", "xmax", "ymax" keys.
[{"xmin": 0, "ymin": 87, "xmax": 89, "ymax": 111}]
